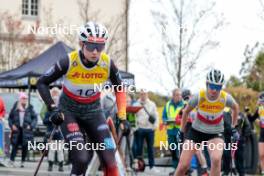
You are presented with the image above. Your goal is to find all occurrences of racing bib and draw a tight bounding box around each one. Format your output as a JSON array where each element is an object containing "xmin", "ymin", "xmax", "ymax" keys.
[
  {"xmin": 197, "ymin": 89, "xmax": 227, "ymax": 125},
  {"xmin": 63, "ymin": 50, "xmax": 110, "ymax": 103}
]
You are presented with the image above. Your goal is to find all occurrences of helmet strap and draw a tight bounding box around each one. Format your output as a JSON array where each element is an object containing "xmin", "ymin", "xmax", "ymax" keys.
[{"xmin": 81, "ymin": 44, "xmax": 85, "ymax": 53}]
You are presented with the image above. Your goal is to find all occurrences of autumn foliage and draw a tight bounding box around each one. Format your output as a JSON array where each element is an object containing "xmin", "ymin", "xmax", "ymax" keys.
[{"xmin": 224, "ymin": 86, "xmax": 258, "ymax": 111}]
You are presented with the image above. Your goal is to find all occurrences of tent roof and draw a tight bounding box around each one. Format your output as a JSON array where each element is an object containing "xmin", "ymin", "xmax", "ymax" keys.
[
  {"xmin": 0, "ymin": 41, "xmax": 73, "ymax": 80},
  {"xmin": 0, "ymin": 41, "xmax": 134, "ymax": 88}
]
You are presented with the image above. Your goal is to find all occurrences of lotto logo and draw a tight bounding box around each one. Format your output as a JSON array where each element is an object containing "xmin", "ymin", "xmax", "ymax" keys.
[
  {"xmin": 200, "ymin": 104, "xmax": 222, "ymax": 110},
  {"xmin": 71, "ymin": 72, "xmax": 104, "ymax": 79}
]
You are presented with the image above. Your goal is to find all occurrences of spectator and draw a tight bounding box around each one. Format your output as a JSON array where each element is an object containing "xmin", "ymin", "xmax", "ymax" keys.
[
  {"xmin": 222, "ymin": 108, "xmax": 251, "ymax": 176},
  {"xmin": 0, "ymin": 96, "xmax": 6, "ymax": 119},
  {"xmin": 136, "ymin": 89, "xmax": 159, "ymax": 173},
  {"xmin": 222, "ymin": 107, "xmax": 233, "ymax": 175},
  {"xmin": 247, "ymin": 92, "xmax": 264, "ymax": 175},
  {"xmin": 0, "ymin": 96, "xmax": 6, "ymax": 162},
  {"xmin": 8, "ymin": 92, "xmax": 37, "ymax": 168},
  {"xmin": 42, "ymin": 87, "xmax": 64, "ymax": 172},
  {"xmin": 162, "ymin": 88, "xmax": 184, "ymax": 171},
  {"xmin": 101, "ymin": 88, "xmax": 117, "ymax": 121},
  {"xmin": 235, "ymin": 112, "xmax": 251, "ymax": 176},
  {"xmin": 126, "ymin": 93, "xmax": 141, "ymax": 158},
  {"xmin": 244, "ymin": 106, "xmax": 255, "ymax": 130}
]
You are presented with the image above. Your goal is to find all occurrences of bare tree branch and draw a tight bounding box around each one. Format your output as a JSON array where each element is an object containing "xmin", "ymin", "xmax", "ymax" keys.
[
  {"xmin": 142, "ymin": 53, "xmax": 172, "ymax": 93},
  {"xmin": 169, "ymin": 0, "xmax": 180, "ymax": 22},
  {"xmin": 0, "ymin": 12, "xmax": 45, "ymax": 71},
  {"xmin": 76, "ymin": 0, "xmax": 127, "ymax": 68},
  {"xmin": 78, "ymin": 0, "xmax": 90, "ymax": 23},
  {"xmin": 150, "ymin": 0, "xmax": 225, "ymax": 88},
  {"xmin": 259, "ymin": 0, "xmax": 264, "ymax": 21}
]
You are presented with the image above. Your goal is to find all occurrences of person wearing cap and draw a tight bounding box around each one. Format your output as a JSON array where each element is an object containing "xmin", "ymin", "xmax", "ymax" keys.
[
  {"xmin": 8, "ymin": 92, "xmax": 37, "ymax": 168},
  {"xmin": 136, "ymin": 89, "xmax": 159, "ymax": 173},
  {"xmin": 126, "ymin": 93, "xmax": 140, "ymax": 158},
  {"xmin": 222, "ymin": 107, "xmax": 251, "ymax": 176},
  {"xmin": 162, "ymin": 88, "xmax": 184, "ymax": 171}
]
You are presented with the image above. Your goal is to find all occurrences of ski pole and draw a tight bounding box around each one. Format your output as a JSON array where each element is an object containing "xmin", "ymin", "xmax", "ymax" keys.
[{"xmin": 33, "ymin": 126, "xmax": 59, "ymax": 176}]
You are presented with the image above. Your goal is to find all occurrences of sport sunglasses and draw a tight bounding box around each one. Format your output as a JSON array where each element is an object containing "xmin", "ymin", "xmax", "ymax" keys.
[
  {"xmin": 84, "ymin": 42, "xmax": 105, "ymax": 52},
  {"xmin": 207, "ymin": 83, "xmax": 222, "ymax": 91}
]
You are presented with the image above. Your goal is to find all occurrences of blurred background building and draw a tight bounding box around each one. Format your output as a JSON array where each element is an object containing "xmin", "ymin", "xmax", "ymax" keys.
[{"xmin": 0, "ymin": 0, "xmax": 129, "ymax": 72}]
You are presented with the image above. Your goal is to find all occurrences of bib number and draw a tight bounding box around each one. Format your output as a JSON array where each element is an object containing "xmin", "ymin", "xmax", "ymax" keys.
[
  {"xmin": 77, "ymin": 89, "xmax": 96, "ymax": 97},
  {"xmin": 206, "ymin": 115, "xmax": 215, "ymax": 120}
]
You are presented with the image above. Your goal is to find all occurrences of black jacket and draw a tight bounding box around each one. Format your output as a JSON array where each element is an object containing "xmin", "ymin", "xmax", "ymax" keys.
[
  {"xmin": 8, "ymin": 101, "xmax": 37, "ymax": 146},
  {"xmin": 224, "ymin": 111, "xmax": 252, "ymax": 142},
  {"xmin": 247, "ymin": 108, "xmax": 260, "ymax": 130}
]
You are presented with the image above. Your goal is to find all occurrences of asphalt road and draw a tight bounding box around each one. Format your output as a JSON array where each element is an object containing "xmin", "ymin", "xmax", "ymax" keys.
[{"xmin": 0, "ymin": 158, "xmax": 175, "ymax": 176}]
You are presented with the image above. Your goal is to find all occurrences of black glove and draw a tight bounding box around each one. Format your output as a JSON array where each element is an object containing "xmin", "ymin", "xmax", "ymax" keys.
[
  {"xmin": 120, "ymin": 120, "xmax": 131, "ymax": 136},
  {"xmin": 177, "ymin": 130, "xmax": 184, "ymax": 143},
  {"xmin": 49, "ymin": 106, "xmax": 64, "ymax": 126},
  {"xmin": 231, "ymin": 127, "xmax": 240, "ymax": 143},
  {"xmin": 244, "ymin": 106, "xmax": 250, "ymax": 113},
  {"xmin": 148, "ymin": 115, "xmax": 156, "ymax": 124}
]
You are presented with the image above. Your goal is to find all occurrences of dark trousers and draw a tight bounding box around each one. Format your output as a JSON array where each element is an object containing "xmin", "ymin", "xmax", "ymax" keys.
[
  {"xmin": 222, "ymin": 136, "xmax": 232, "ymax": 173},
  {"xmin": 136, "ymin": 128, "xmax": 155, "ymax": 168},
  {"xmin": 168, "ymin": 134, "xmax": 180, "ymax": 169},
  {"xmin": 235, "ymin": 141, "xmax": 245, "ymax": 175},
  {"xmin": 132, "ymin": 130, "xmax": 139, "ymax": 158},
  {"xmin": 10, "ymin": 128, "xmax": 28, "ymax": 162}
]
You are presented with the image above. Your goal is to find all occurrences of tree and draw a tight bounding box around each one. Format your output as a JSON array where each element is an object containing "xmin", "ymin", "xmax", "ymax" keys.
[
  {"xmin": 225, "ymin": 86, "xmax": 258, "ymax": 112},
  {"xmin": 259, "ymin": 0, "xmax": 264, "ymax": 21},
  {"xmin": 38, "ymin": 5, "xmax": 79, "ymax": 49},
  {"xmin": 225, "ymin": 75, "xmax": 243, "ymax": 88},
  {"xmin": 234, "ymin": 1, "xmax": 264, "ymax": 91},
  {"xmin": 0, "ymin": 12, "xmax": 46, "ymax": 72},
  {"xmin": 41, "ymin": 0, "xmax": 130, "ymax": 68},
  {"xmin": 77, "ymin": 0, "xmax": 92, "ymax": 23},
  {"xmin": 244, "ymin": 52, "xmax": 264, "ymax": 91},
  {"xmin": 77, "ymin": 0, "xmax": 129, "ymax": 68},
  {"xmin": 240, "ymin": 42, "xmax": 260, "ymax": 78},
  {"xmin": 150, "ymin": 0, "xmax": 225, "ymax": 88},
  {"xmin": 239, "ymin": 42, "xmax": 264, "ymax": 91}
]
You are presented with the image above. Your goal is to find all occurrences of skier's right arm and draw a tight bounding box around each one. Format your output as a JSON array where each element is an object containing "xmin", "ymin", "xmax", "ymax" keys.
[{"xmin": 37, "ymin": 58, "xmax": 69, "ymax": 110}]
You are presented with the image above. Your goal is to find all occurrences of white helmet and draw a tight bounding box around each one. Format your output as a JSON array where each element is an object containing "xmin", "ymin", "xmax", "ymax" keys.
[
  {"xmin": 206, "ymin": 69, "xmax": 225, "ymax": 85},
  {"xmin": 79, "ymin": 21, "xmax": 108, "ymax": 43}
]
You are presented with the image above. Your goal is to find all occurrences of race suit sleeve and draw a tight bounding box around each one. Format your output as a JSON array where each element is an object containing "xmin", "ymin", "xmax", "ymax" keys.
[
  {"xmin": 225, "ymin": 94, "xmax": 237, "ymax": 107},
  {"xmin": 37, "ymin": 58, "xmax": 69, "ymax": 110},
  {"xmin": 109, "ymin": 60, "xmax": 126, "ymax": 120}
]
